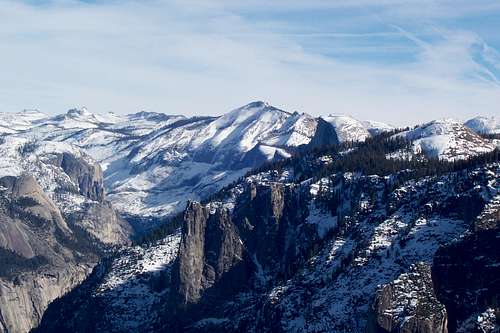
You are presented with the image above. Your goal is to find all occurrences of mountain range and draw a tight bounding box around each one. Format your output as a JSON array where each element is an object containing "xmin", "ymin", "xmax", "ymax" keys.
[
  {"xmin": 1, "ymin": 102, "xmax": 497, "ymax": 223},
  {"xmin": 0, "ymin": 102, "xmax": 498, "ymax": 333}
]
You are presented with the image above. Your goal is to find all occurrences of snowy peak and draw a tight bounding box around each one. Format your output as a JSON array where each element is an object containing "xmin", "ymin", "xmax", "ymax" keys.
[
  {"xmin": 61, "ymin": 107, "xmax": 126, "ymax": 125},
  {"xmin": 397, "ymin": 118, "xmax": 496, "ymax": 160},
  {"xmin": 216, "ymin": 101, "xmax": 288, "ymax": 127},
  {"xmin": 464, "ymin": 116, "xmax": 500, "ymax": 135},
  {"xmin": 263, "ymin": 111, "xmax": 318, "ymax": 147},
  {"xmin": 322, "ymin": 114, "xmax": 371, "ymax": 142},
  {"xmin": 18, "ymin": 109, "xmax": 48, "ymax": 122},
  {"xmin": 44, "ymin": 107, "xmax": 104, "ymax": 129},
  {"xmin": 102, "ymin": 102, "xmax": 319, "ymax": 217},
  {"xmin": 405, "ymin": 118, "xmax": 461, "ymax": 139},
  {"xmin": 66, "ymin": 107, "xmax": 91, "ymax": 118},
  {"xmin": 238, "ymin": 100, "xmax": 277, "ymax": 110},
  {"xmin": 194, "ymin": 101, "xmax": 290, "ymax": 152}
]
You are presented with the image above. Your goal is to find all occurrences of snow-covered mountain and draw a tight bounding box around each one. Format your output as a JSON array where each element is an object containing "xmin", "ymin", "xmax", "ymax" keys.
[
  {"xmin": 103, "ymin": 102, "xmax": 319, "ymax": 218},
  {"xmin": 35, "ymin": 127, "xmax": 500, "ymax": 333},
  {"xmin": 394, "ymin": 119, "xmax": 496, "ymax": 161},
  {"xmin": 1, "ymin": 102, "xmax": 498, "ymax": 333},
  {"xmin": 2, "ymin": 104, "xmax": 497, "ymax": 223},
  {"xmin": 1, "ymin": 102, "xmax": 320, "ymax": 220}
]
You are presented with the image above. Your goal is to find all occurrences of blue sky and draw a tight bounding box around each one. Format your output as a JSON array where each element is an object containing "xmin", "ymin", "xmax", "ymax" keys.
[{"xmin": 1, "ymin": 0, "xmax": 500, "ymax": 125}]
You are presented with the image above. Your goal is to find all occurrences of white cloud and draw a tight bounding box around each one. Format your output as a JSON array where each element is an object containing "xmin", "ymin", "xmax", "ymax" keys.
[{"xmin": 0, "ymin": 0, "xmax": 499, "ymax": 125}]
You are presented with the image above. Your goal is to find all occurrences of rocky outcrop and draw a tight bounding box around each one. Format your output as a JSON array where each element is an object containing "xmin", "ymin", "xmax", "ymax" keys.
[
  {"xmin": 308, "ymin": 117, "xmax": 339, "ymax": 149},
  {"xmin": 172, "ymin": 201, "xmax": 248, "ymax": 310},
  {"xmin": 49, "ymin": 151, "xmax": 132, "ymax": 245},
  {"xmin": 69, "ymin": 201, "xmax": 132, "ymax": 245},
  {"xmin": 233, "ymin": 183, "xmax": 313, "ymax": 280},
  {"xmin": 0, "ymin": 168, "xmax": 129, "ymax": 332},
  {"xmin": 0, "ymin": 175, "xmax": 97, "ymax": 333},
  {"xmin": 0, "ymin": 263, "xmax": 91, "ymax": 333},
  {"xmin": 367, "ymin": 263, "xmax": 448, "ymax": 333},
  {"xmin": 54, "ymin": 152, "xmax": 104, "ymax": 202},
  {"xmin": 167, "ymin": 182, "xmax": 316, "ymax": 331}
]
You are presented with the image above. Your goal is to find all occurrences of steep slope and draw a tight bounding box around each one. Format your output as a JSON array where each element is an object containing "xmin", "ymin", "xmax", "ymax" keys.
[
  {"xmin": 0, "ymin": 137, "xmax": 131, "ymax": 333},
  {"xmin": 34, "ymin": 232, "xmax": 182, "ymax": 333},
  {"xmin": 35, "ymin": 132, "xmax": 499, "ymax": 333}
]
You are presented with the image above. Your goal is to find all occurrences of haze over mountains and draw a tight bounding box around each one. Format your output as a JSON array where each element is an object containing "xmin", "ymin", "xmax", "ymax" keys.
[{"xmin": 0, "ymin": 102, "xmax": 498, "ymax": 333}]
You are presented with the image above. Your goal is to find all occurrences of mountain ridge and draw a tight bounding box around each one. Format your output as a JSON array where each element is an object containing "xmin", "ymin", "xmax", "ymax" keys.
[
  {"xmin": 2, "ymin": 102, "xmax": 496, "ymax": 223},
  {"xmin": 0, "ymin": 102, "xmax": 498, "ymax": 333},
  {"xmin": 33, "ymin": 127, "xmax": 500, "ymax": 333}
]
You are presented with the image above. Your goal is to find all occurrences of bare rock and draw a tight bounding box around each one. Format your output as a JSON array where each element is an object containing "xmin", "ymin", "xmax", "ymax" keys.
[
  {"xmin": 173, "ymin": 201, "xmax": 246, "ymax": 309},
  {"xmin": 368, "ymin": 262, "xmax": 448, "ymax": 333}
]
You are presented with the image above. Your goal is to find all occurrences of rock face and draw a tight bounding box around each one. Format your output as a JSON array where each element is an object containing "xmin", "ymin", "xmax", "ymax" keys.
[
  {"xmin": 0, "ymin": 139, "xmax": 131, "ymax": 333},
  {"xmin": 56, "ymin": 152, "xmax": 104, "ymax": 202},
  {"xmin": 308, "ymin": 117, "xmax": 339, "ymax": 148},
  {"xmin": 0, "ymin": 175, "xmax": 71, "ymax": 260},
  {"xmin": 0, "ymin": 175, "xmax": 94, "ymax": 333},
  {"xmin": 0, "ymin": 263, "xmax": 90, "ymax": 333},
  {"xmin": 368, "ymin": 263, "xmax": 448, "ymax": 333},
  {"xmin": 163, "ymin": 182, "xmax": 319, "ymax": 331},
  {"xmin": 68, "ymin": 201, "xmax": 131, "ymax": 245},
  {"xmin": 173, "ymin": 202, "xmax": 247, "ymax": 309},
  {"xmin": 232, "ymin": 183, "xmax": 315, "ymax": 282}
]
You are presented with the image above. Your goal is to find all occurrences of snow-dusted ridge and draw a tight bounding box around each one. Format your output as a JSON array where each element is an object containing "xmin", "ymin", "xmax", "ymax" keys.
[
  {"xmin": 394, "ymin": 118, "xmax": 496, "ymax": 161},
  {"xmin": 322, "ymin": 114, "xmax": 371, "ymax": 142},
  {"xmin": 1, "ymin": 104, "xmax": 498, "ymax": 220}
]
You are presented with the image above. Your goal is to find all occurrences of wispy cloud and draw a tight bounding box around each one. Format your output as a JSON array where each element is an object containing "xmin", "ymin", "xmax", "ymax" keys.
[{"xmin": 0, "ymin": 0, "xmax": 499, "ymax": 125}]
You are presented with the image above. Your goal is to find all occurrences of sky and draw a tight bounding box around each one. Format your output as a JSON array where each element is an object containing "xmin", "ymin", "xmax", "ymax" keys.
[{"xmin": 1, "ymin": 0, "xmax": 500, "ymax": 125}]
